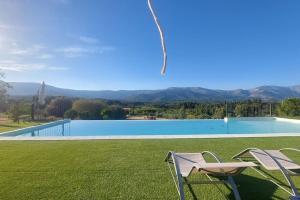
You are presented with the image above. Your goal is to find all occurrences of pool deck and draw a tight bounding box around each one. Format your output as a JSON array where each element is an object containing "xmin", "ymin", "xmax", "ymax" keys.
[
  {"xmin": 0, "ymin": 117, "xmax": 300, "ymax": 140},
  {"xmin": 1, "ymin": 133, "xmax": 300, "ymax": 140}
]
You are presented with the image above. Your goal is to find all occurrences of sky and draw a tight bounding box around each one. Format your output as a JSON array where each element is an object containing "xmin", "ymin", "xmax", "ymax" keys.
[{"xmin": 0, "ymin": 0, "xmax": 300, "ymax": 90}]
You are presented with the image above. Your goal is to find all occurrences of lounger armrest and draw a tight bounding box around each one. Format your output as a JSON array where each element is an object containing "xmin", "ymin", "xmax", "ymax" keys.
[
  {"xmin": 202, "ymin": 151, "xmax": 223, "ymax": 163},
  {"xmin": 232, "ymin": 147, "xmax": 259, "ymax": 160},
  {"xmin": 279, "ymin": 148, "xmax": 300, "ymax": 167},
  {"xmin": 165, "ymin": 151, "xmax": 174, "ymax": 162},
  {"xmin": 280, "ymin": 148, "xmax": 300, "ymax": 153}
]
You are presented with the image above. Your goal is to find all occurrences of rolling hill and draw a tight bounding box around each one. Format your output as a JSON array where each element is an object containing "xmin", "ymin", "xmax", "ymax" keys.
[{"xmin": 7, "ymin": 82, "xmax": 300, "ymax": 102}]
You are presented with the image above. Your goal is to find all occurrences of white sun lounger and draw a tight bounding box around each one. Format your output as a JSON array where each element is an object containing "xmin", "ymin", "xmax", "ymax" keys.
[
  {"xmin": 165, "ymin": 151, "xmax": 257, "ymax": 200},
  {"xmin": 232, "ymin": 148, "xmax": 300, "ymax": 200}
]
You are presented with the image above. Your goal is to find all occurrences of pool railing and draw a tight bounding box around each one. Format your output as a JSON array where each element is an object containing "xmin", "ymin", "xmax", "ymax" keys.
[{"xmin": 0, "ymin": 119, "xmax": 71, "ymax": 136}]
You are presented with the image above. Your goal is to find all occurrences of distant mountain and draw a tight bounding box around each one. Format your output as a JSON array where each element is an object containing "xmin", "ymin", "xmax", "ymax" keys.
[
  {"xmin": 7, "ymin": 82, "xmax": 300, "ymax": 102},
  {"xmin": 7, "ymin": 82, "xmax": 157, "ymax": 100}
]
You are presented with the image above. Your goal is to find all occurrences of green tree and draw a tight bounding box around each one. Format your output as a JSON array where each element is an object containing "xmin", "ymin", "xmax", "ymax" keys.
[
  {"xmin": 101, "ymin": 106, "xmax": 127, "ymax": 120},
  {"xmin": 47, "ymin": 97, "xmax": 73, "ymax": 117},
  {"xmin": 278, "ymin": 98, "xmax": 300, "ymax": 117},
  {"xmin": 0, "ymin": 72, "xmax": 9, "ymax": 112},
  {"xmin": 213, "ymin": 106, "xmax": 225, "ymax": 119},
  {"xmin": 64, "ymin": 109, "xmax": 78, "ymax": 119},
  {"xmin": 8, "ymin": 102, "xmax": 22, "ymax": 123},
  {"xmin": 72, "ymin": 100, "xmax": 106, "ymax": 119},
  {"xmin": 234, "ymin": 104, "xmax": 248, "ymax": 117},
  {"xmin": 8, "ymin": 101, "xmax": 32, "ymax": 122},
  {"xmin": 178, "ymin": 106, "xmax": 186, "ymax": 119}
]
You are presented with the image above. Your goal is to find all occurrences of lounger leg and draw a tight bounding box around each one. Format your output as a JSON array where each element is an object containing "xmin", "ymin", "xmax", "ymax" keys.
[
  {"xmin": 167, "ymin": 161, "xmax": 185, "ymax": 200},
  {"xmin": 227, "ymin": 176, "xmax": 241, "ymax": 200},
  {"xmin": 177, "ymin": 175, "xmax": 185, "ymax": 200},
  {"xmin": 169, "ymin": 153, "xmax": 186, "ymax": 200},
  {"xmin": 285, "ymin": 174, "xmax": 299, "ymax": 199}
]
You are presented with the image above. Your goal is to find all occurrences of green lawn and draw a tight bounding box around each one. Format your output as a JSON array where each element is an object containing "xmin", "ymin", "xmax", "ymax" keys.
[
  {"xmin": 0, "ymin": 121, "xmax": 41, "ymax": 133},
  {"xmin": 0, "ymin": 138, "xmax": 299, "ymax": 200},
  {"xmin": 284, "ymin": 116, "xmax": 300, "ymax": 120}
]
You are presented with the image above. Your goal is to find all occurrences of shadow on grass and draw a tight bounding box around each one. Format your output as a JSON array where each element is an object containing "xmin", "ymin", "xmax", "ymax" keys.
[
  {"xmin": 233, "ymin": 174, "xmax": 285, "ymax": 200},
  {"xmin": 237, "ymin": 157, "xmax": 300, "ymax": 191},
  {"xmin": 185, "ymin": 174, "xmax": 282, "ymax": 200}
]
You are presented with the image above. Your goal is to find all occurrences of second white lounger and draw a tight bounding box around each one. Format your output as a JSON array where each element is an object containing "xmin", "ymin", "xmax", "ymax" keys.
[{"xmin": 233, "ymin": 148, "xmax": 300, "ymax": 200}]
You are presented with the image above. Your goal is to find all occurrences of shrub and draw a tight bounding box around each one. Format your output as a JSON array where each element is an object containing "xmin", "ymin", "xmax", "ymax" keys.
[
  {"xmin": 101, "ymin": 106, "xmax": 127, "ymax": 120},
  {"xmin": 212, "ymin": 107, "xmax": 225, "ymax": 119},
  {"xmin": 47, "ymin": 97, "xmax": 73, "ymax": 117},
  {"xmin": 278, "ymin": 98, "xmax": 300, "ymax": 117},
  {"xmin": 8, "ymin": 102, "xmax": 31, "ymax": 123},
  {"xmin": 0, "ymin": 71, "xmax": 9, "ymax": 112},
  {"xmin": 72, "ymin": 100, "xmax": 106, "ymax": 120},
  {"xmin": 64, "ymin": 109, "xmax": 78, "ymax": 119},
  {"xmin": 8, "ymin": 103, "xmax": 22, "ymax": 123},
  {"xmin": 46, "ymin": 116, "xmax": 60, "ymax": 121}
]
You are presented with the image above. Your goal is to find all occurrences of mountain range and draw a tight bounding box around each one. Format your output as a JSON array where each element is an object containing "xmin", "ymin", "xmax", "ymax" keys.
[{"xmin": 7, "ymin": 82, "xmax": 300, "ymax": 102}]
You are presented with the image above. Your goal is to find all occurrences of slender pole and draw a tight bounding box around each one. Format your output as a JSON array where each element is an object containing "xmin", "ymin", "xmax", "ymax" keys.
[
  {"xmin": 147, "ymin": 0, "xmax": 168, "ymax": 75},
  {"xmin": 225, "ymin": 102, "xmax": 228, "ymax": 118}
]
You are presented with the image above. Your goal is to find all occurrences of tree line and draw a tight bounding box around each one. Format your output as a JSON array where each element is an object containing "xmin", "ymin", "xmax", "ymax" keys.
[
  {"xmin": 129, "ymin": 99, "xmax": 300, "ymax": 119},
  {"xmin": 7, "ymin": 97, "xmax": 127, "ymax": 122},
  {"xmin": 3, "ymin": 95, "xmax": 300, "ymax": 122}
]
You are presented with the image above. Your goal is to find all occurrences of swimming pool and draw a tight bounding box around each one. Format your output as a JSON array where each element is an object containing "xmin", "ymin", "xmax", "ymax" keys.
[{"xmin": 1, "ymin": 117, "xmax": 300, "ymax": 139}]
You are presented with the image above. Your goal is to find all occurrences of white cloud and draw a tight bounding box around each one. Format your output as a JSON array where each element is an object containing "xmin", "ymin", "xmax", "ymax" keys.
[
  {"xmin": 56, "ymin": 46, "xmax": 98, "ymax": 57},
  {"xmin": 48, "ymin": 66, "xmax": 69, "ymax": 71},
  {"xmin": 37, "ymin": 53, "xmax": 55, "ymax": 59},
  {"xmin": 57, "ymin": 45, "xmax": 115, "ymax": 58},
  {"xmin": 0, "ymin": 63, "xmax": 46, "ymax": 72},
  {"xmin": 79, "ymin": 36, "xmax": 99, "ymax": 44},
  {"xmin": 59, "ymin": 47, "xmax": 94, "ymax": 53},
  {"xmin": 0, "ymin": 40, "xmax": 46, "ymax": 56},
  {"xmin": 0, "ymin": 61, "xmax": 68, "ymax": 72},
  {"xmin": 67, "ymin": 34, "xmax": 99, "ymax": 44},
  {"xmin": 0, "ymin": 24, "xmax": 15, "ymax": 30},
  {"xmin": 9, "ymin": 44, "xmax": 44, "ymax": 56},
  {"xmin": 0, "ymin": 33, "xmax": 115, "ymax": 59},
  {"xmin": 0, "ymin": 40, "xmax": 55, "ymax": 60},
  {"xmin": 0, "ymin": 37, "xmax": 16, "ymax": 49},
  {"xmin": 0, "ymin": 23, "xmax": 29, "ymax": 31}
]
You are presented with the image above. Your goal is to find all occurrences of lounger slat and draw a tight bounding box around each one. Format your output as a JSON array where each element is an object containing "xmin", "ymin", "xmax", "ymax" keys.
[
  {"xmin": 194, "ymin": 162, "xmax": 256, "ymax": 174},
  {"xmin": 175, "ymin": 153, "xmax": 206, "ymax": 177},
  {"xmin": 196, "ymin": 162, "xmax": 257, "ymax": 169},
  {"xmin": 250, "ymin": 150, "xmax": 300, "ymax": 171},
  {"xmin": 174, "ymin": 153, "xmax": 256, "ymax": 177}
]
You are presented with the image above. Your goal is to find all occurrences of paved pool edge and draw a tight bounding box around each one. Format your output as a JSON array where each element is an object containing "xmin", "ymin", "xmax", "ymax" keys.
[{"xmin": 0, "ymin": 133, "xmax": 300, "ymax": 140}]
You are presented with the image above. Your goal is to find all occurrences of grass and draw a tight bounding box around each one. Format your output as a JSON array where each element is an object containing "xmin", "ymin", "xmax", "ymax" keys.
[
  {"xmin": 283, "ymin": 116, "xmax": 300, "ymax": 120},
  {"xmin": 0, "ymin": 121, "xmax": 41, "ymax": 133},
  {"xmin": 0, "ymin": 138, "xmax": 299, "ymax": 199}
]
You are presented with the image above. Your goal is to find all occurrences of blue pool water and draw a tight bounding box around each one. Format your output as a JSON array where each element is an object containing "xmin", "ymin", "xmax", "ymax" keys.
[{"xmin": 3, "ymin": 118, "xmax": 300, "ymax": 137}]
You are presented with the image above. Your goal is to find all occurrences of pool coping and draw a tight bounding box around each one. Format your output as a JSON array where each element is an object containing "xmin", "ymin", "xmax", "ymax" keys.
[
  {"xmin": 0, "ymin": 133, "xmax": 300, "ymax": 140},
  {"xmin": 0, "ymin": 117, "xmax": 300, "ymax": 140}
]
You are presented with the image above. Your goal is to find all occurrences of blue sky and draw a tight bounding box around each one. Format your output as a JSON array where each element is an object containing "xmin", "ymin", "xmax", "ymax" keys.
[{"xmin": 0, "ymin": 0, "xmax": 300, "ymax": 90}]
